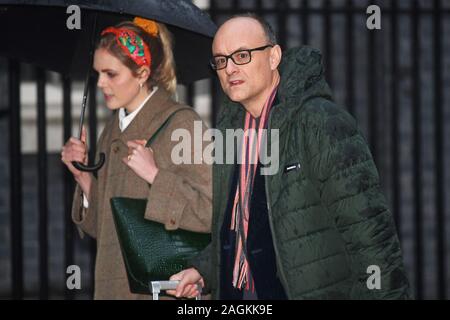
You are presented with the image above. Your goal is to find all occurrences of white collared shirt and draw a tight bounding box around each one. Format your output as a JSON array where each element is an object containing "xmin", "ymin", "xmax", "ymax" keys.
[
  {"xmin": 118, "ymin": 86, "xmax": 158, "ymax": 132},
  {"xmin": 82, "ymin": 86, "xmax": 158, "ymax": 208}
]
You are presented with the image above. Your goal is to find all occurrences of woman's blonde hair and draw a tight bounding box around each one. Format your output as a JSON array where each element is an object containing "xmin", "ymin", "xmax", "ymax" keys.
[
  {"xmin": 154, "ymin": 23, "xmax": 177, "ymax": 94},
  {"xmin": 97, "ymin": 21, "xmax": 177, "ymax": 95}
]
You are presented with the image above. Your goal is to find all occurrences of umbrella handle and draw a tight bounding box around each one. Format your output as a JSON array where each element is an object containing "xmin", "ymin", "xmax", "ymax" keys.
[{"xmin": 72, "ymin": 153, "xmax": 106, "ymax": 172}]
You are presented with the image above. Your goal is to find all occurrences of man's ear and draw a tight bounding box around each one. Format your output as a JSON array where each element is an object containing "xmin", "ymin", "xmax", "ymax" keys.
[{"xmin": 269, "ymin": 44, "xmax": 282, "ymax": 70}]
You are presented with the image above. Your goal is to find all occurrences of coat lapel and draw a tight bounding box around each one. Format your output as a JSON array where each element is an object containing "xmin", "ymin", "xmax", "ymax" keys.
[{"xmin": 111, "ymin": 88, "xmax": 180, "ymax": 145}]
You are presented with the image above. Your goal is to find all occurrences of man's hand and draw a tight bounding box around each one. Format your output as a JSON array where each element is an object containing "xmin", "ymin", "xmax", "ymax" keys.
[{"xmin": 167, "ymin": 268, "xmax": 204, "ymax": 298}]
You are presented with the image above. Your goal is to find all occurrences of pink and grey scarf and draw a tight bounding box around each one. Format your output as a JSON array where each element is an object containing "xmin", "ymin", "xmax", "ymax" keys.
[{"xmin": 230, "ymin": 86, "xmax": 278, "ymax": 291}]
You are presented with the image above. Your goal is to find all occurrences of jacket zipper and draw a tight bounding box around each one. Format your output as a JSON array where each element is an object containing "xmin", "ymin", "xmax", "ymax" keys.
[{"xmin": 264, "ymin": 111, "xmax": 291, "ymax": 299}]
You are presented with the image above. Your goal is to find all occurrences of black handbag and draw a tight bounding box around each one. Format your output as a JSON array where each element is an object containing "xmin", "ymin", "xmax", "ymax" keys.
[{"xmin": 110, "ymin": 109, "xmax": 211, "ymax": 294}]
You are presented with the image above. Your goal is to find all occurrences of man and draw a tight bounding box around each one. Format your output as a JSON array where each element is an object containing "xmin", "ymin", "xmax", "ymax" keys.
[{"xmin": 169, "ymin": 14, "xmax": 410, "ymax": 299}]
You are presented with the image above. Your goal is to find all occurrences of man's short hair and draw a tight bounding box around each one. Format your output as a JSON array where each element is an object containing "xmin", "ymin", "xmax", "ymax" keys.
[{"xmin": 230, "ymin": 13, "xmax": 277, "ymax": 45}]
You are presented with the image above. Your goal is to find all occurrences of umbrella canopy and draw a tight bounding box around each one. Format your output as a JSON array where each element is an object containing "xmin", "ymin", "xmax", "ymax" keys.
[
  {"xmin": 0, "ymin": 0, "xmax": 217, "ymax": 84},
  {"xmin": 0, "ymin": 0, "xmax": 217, "ymax": 171}
]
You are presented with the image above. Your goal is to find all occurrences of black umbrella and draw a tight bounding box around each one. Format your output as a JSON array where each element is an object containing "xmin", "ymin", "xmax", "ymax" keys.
[
  {"xmin": 0, "ymin": 0, "xmax": 217, "ymax": 171},
  {"xmin": 0, "ymin": 0, "xmax": 216, "ymax": 83}
]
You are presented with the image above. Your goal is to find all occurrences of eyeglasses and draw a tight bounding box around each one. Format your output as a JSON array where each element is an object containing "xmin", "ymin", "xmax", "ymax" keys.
[{"xmin": 210, "ymin": 44, "xmax": 274, "ymax": 70}]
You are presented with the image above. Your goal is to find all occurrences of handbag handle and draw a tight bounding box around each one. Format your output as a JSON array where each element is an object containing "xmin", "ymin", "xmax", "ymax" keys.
[{"xmin": 145, "ymin": 108, "xmax": 192, "ymax": 147}]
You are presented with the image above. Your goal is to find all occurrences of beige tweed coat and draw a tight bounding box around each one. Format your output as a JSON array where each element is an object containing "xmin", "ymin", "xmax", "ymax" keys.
[{"xmin": 71, "ymin": 88, "xmax": 212, "ymax": 299}]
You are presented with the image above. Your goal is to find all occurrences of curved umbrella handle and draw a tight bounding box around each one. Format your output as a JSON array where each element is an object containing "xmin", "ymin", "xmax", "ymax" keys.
[{"xmin": 72, "ymin": 152, "xmax": 106, "ymax": 172}]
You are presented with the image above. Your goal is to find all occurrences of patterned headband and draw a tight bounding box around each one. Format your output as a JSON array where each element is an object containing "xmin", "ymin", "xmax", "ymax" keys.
[{"xmin": 101, "ymin": 27, "xmax": 151, "ymax": 67}]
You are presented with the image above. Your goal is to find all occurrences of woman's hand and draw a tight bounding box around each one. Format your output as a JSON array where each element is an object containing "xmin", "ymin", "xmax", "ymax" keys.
[
  {"xmin": 123, "ymin": 139, "xmax": 159, "ymax": 184},
  {"xmin": 61, "ymin": 126, "xmax": 92, "ymax": 197}
]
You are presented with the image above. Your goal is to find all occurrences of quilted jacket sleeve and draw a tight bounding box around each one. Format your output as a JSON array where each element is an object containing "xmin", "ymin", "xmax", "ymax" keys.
[{"xmin": 307, "ymin": 99, "xmax": 411, "ymax": 299}]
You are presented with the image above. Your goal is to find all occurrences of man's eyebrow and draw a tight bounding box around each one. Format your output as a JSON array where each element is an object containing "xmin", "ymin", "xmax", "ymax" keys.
[
  {"xmin": 213, "ymin": 47, "xmax": 250, "ymax": 56},
  {"xmin": 234, "ymin": 46, "xmax": 250, "ymax": 51}
]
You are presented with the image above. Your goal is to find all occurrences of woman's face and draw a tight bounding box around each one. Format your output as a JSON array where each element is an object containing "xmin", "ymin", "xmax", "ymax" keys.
[{"xmin": 93, "ymin": 48, "xmax": 148, "ymax": 112}]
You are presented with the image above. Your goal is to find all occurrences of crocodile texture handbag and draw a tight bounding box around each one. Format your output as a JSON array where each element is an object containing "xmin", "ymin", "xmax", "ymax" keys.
[{"xmin": 110, "ymin": 109, "xmax": 210, "ymax": 294}]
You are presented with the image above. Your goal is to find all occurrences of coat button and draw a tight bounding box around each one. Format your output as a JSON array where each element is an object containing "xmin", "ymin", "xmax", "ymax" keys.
[
  {"xmin": 113, "ymin": 146, "xmax": 119, "ymax": 153},
  {"xmin": 170, "ymin": 219, "xmax": 176, "ymax": 225}
]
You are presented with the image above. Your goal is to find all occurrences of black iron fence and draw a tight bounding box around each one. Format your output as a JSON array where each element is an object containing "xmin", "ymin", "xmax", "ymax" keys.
[{"xmin": 0, "ymin": 0, "xmax": 449, "ymax": 299}]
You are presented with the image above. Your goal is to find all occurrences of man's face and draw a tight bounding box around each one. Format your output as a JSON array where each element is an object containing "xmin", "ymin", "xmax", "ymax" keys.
[{"xmin": 212, "ymin": 18, "xmax": 279, "ymax": 110}]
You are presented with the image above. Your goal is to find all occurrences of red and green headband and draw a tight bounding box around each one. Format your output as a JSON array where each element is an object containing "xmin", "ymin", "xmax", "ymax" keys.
[{"xmin": 101, "ymin": 27, "xmax": 152, "ymax": 67}]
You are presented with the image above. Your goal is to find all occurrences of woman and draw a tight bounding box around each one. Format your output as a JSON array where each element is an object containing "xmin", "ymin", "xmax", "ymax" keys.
[{"xmin": 61, "ymin": 18, "xmax": 212, "ymax": 299}]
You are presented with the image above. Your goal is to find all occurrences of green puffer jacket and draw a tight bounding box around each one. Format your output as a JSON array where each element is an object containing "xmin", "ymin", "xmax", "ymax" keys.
[{"xmin": 194, "ymin": 46, "xmax": 411, "ymax": 299}]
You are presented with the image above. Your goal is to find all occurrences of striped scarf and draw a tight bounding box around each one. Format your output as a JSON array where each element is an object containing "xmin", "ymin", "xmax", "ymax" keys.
[{"xmin": 230, "ymin": 86, "xmax": 278, "ymax": 290}]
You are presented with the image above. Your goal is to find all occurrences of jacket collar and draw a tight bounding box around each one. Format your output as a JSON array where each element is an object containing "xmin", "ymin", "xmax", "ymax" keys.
[{"xmin": 109, "ymin": 88, "xmax": 180, "ymax": 144}]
